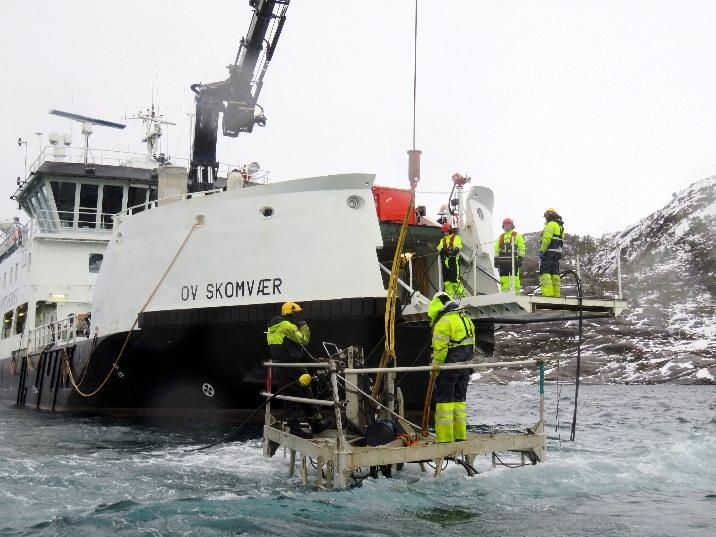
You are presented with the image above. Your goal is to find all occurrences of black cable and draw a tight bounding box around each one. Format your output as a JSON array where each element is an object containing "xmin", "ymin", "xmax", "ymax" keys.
[
  {"xmin": 185, "ymin": 375, "xmax": 315, "ymax": 452},
  {"xmin": 559, "ymin": 269, "xmax": 583, "ymax": 441},
  {"xmin": 492, "ymin": 453, "xmax": 524, "ymax": 468}
]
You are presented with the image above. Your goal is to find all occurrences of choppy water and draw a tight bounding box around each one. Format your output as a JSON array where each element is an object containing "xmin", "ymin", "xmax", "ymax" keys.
[{"xmin": 1, "ymin": 385, "xmax": 714, "ymax": 537}]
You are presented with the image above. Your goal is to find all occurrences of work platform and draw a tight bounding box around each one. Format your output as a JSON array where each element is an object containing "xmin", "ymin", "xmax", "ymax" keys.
[
  {"xmin": 262, "ymin": 349, "xmax": 546, "ymax": 488},
  {"xmin": 401, "ymin": 292, "xmax": 627, "ymax": 325}
]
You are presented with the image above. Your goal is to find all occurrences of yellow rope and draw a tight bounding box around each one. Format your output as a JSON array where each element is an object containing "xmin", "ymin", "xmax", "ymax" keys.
[
  {"xmin": 372, "ymin": 193, "xmax": 415, "ymax": 399},
  {"xmin": 62, "ymin": 219, "xmax": 201, "ymax": 398}
]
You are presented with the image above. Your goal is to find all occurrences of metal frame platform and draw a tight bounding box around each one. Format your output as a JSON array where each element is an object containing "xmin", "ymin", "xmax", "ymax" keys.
[{"xmin": 262, "ymin": 350, "xmax": 546, "ymax": 488}]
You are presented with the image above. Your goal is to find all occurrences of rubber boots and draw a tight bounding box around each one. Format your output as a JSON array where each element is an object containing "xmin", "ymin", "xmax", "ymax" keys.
[
  {"xmin": 539, "ymin": 273, "xmax": 553, "ymax": 297},
  {"xmin": 551, "ymin": 274, "xmax": 561, "ymax": 297},
  {"xmin": 453, "ymin": 401, "xmax": 467, "ymax": 441},
  {"xmin": 307, "ymin": 412, "xmax": 328, "ymax": 434},
  {"xmin": 500, "ymin": 274, "xmax": 521, "ymax": 292},
  {"xmin": 287, "ymin": 420, "xmax": 313, "ymax": 439},
  {"xmin": 435, "ymin": 402, "xmax": 455, "ymax": 443},
  {"xmin": 444, "ymin": 281, "xmax": 464, "ymax": 299}
]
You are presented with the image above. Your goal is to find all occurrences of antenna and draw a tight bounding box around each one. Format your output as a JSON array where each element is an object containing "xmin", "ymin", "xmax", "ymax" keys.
[
  {"xmin": 126, "ymin": 105, "xmax": 176, "ymax": 162},
  {"xmin": 48, "ymin": 109, "xmax": 126, "ymax": 165}
]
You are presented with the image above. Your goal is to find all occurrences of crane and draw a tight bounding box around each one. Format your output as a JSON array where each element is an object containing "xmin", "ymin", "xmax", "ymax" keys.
[{"xmin": 189, "ymin": 0, "xmax": 290, "ymax": 191}]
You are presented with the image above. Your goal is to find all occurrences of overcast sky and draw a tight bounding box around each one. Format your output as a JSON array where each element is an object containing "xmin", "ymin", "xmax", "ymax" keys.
[{"xmin": 2, "ymin": 0, "xmax": 716, "ymax": 235}]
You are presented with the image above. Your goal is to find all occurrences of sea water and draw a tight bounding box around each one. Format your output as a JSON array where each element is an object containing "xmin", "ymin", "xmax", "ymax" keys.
[{"xmin": 0, "ymin": 385, "xmax": 714, "ymax": 536}]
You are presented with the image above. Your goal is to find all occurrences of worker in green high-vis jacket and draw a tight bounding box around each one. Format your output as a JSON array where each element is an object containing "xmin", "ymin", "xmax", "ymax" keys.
[
  {"xmin": 427, "ymin": 292, "xmax": 475, "ymax": 443},
  {"xmin": 267, "ymin": 301, "xmax": 324, "ymax": 439},
  {"xmin": 538, "ymin": 208, "xmax": 566, "ymax": 297}
]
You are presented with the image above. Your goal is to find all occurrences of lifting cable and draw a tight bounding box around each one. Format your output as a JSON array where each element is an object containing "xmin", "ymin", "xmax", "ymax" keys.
[
  {"xmin": 62, "ymin": 218, "xmax": 202, "ymax": 398},
  {"xmin": 371, "ymin": 0, "xmax": 420, "ymax": 400}
]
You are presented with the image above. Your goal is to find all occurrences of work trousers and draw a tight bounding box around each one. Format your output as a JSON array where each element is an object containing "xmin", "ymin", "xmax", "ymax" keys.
[
  {"xmin": 441, "ymin": 255, "xmax": 463, "ymax": 298},
  {"xmin": 496, "ymin": 258, "xmax": 521, "ymax": 291},
  {"xmin": 434, "ymin": 346, "xmax": 472, "ymax": 442},
  {"xmin": 272, "ymin": 364, "xmax": 319, "ymax": 424},
  {"xmin": 539, "ymin": 252, "xmax": 562, "ymax": 297}
]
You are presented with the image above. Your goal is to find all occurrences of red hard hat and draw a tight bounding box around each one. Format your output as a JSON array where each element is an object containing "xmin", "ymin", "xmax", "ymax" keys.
[
  {"xmin": 440, "ymin": 222, "xmax": 452, "ymax": 233},
  {"xmin": 502, "ymin": 218, "xmax": 514, "ymax": 227}
]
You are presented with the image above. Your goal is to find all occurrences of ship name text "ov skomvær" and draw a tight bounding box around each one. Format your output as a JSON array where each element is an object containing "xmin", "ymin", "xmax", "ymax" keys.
[{"xmin": 180, "ymin": 278, "xmax": 283, "ymax": 301}]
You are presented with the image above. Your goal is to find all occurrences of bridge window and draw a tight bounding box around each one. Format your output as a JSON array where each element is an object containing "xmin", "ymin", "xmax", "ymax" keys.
[
  {"xmin": 50, "ymin": 181, "xmax": 77, "ymax": 227},
  {"xmin": 2, "ymin": 310, "xmax": 13, "ymax": 338},
  {"xmin": 78, "ymin": 184, "xmax": 99, "ymax": 228},
  {"xmin": 89, "ymin": 254, "xmax": 103, "ymax": 273},
  {"xmin": 128, "ymin": 186, "xmax": 148, "ymax": 214},
  {"xmin": 14, "ymin": 303, "xmax": 27, "ymax": 334},
  {"xmin": 101, "ymin": 185, "xmax": 124, "ymax": 229}
]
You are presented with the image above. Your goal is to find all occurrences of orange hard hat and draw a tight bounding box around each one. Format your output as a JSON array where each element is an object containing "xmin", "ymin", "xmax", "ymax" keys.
[
  {"xmin": 440, "ymin": 222, "xmax": 452, "ymax": 233},
  {"xmin": 502, "ymin": 218, "xmax": 514, "ymax": 227}
]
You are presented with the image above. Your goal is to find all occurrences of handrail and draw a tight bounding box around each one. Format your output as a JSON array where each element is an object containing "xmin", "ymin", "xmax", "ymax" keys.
[
  {"xmin": 345, "ymin": 359, "xmax": 536, "ymax": 374},
  {"xmin": 27, "ymin": 313, "xmax": 89, "ymax": 352},
  {"xmin": 26, "ymin": 145, "xmax": 270, "ymax": 184},
  {"xmin": 121, "ymin": 188, "xmax": 225, "ymax": 216}
]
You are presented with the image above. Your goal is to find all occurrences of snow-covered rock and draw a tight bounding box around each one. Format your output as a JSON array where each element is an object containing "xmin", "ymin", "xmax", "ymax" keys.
[{"xmin": 486, "ymin": 176, "xmax": 715, "ymax": 385}]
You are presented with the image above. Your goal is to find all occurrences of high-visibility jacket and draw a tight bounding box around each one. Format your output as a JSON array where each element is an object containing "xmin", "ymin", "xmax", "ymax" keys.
[
  {"xmin": 267, "ymin": 316, "xmax": 310, "ymax": 362},
  {"xmin": 437, "ymin": 233, "xmax": 463, "ymax": 255},
  {"xmin": 539, "ymin": 220, "xmax": 565, "ymax": 254},
  {"xmin": 432, "ymin": 310, "xmax": 475, "ymax": 363},
  {"xmin": 494, "ymin": 230, "xmax": 526, "ymax": 257}
]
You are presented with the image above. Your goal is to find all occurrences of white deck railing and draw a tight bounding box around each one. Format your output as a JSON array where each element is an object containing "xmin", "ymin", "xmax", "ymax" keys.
[{"xmin": 28, "ymin": 313, "xmax": 89, "ymax": 353}]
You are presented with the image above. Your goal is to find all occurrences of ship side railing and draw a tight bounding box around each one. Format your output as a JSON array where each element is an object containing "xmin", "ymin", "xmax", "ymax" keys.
[
  {"xmin": 27, "ymin": 313, "xmax": 90, "ymax": 353},
  {"xmin": 120, "ymin": 188, "xmax": 226, "ymax": 216},
  {"xmin": 28, "ymin": 146, "xmax": 270, "ymax": 183}
]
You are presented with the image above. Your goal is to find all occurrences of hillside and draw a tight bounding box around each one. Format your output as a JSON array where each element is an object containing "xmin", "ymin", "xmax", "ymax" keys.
[{"xmin": 478, "ymin": 176, "xmax": 716, "ymax": 385}]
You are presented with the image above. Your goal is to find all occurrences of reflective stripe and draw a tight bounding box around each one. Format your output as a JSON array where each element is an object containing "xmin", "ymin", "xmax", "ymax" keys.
[{"xmin": 432, "ymin": 334, "xmax": 451, "ymax": 342}]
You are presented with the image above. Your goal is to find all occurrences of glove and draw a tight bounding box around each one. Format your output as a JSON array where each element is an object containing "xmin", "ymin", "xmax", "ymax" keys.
[
  {"xmin": 538, "ymin": 252, "xmax": 545, "ymax": 260},
  {"xmin": 430, "ymin": 360, "xmax": 441, "ymax": 376}
]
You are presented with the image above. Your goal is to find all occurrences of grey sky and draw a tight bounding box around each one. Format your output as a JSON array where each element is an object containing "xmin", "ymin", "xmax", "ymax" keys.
[{"xmin": 2, "ymin": 0, "xmax": 715, "ymax": 236}]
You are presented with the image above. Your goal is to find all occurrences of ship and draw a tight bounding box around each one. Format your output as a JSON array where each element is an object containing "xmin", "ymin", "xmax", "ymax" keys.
[
  {"xmin": 0, "ymin": 100, "xmax": 482, "ymax": 417},
  {"xmin": 0, "ymin": 0, "xmax": 626, "ymax": 419}
]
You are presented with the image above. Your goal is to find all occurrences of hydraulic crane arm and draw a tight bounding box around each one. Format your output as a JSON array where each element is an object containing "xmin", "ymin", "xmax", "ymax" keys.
[{"xmin": 189, "ymin": 0, "xmax": 290, "ymax": 189}]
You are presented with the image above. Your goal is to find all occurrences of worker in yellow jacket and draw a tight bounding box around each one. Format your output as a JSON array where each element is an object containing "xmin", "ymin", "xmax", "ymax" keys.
[
  {"xmin": 428, "ymin": 292, "xmax": 475, "ymax": 443},
  {"xmin": 493, "ymin": 217, "xmax": 526, "ymax": 292},
  {"xmin": 538, "ymin": 208, "xmax": 565, "ymax": 297},
  {"xmin": 267, "ymin": 301, "xmax": 324, "ymax": 439},
  {"xmin": 437, "ymin": 223, "xmax": 464, "ymax": 299}
]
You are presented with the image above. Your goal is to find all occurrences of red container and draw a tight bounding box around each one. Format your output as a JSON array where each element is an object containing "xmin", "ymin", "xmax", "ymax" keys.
[{"xmin": 372, "ymin": 186, "xmax": 416, "ymax": 224}]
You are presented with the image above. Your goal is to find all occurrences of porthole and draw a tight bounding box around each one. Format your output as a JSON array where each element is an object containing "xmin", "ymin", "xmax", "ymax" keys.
[
  {"xmin": 259, "ymin": 206, "xmax": 274, "ymax": 219},
  {"xmin": 346, "ymin": 195, "xmax": 364, "ymax": 210}
]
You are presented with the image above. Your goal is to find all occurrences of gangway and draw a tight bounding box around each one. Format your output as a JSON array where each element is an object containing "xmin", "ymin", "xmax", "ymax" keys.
[
  {"xmin": 401, "ymin": 292, "xmax": 627, "ymax": 325},
  {"xmin": 262, "ymin": 347, "xmax": 546, "ymax": 488}
]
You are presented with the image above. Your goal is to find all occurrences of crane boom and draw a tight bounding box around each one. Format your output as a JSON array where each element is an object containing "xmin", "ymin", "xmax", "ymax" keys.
[{"xmin": 189, "ymin": 0, "xmax": 290, "ymax": 190}]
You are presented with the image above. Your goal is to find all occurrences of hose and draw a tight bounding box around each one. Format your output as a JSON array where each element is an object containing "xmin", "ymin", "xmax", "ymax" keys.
[{"xmin": 559, "ymin": 269, "xmax": 584, "ymax": 441}]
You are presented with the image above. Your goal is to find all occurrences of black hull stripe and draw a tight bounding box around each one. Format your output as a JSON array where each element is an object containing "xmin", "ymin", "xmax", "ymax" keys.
[{"xmin": 140, "ymin": 297, "xmax": 387, "ymax": 328}]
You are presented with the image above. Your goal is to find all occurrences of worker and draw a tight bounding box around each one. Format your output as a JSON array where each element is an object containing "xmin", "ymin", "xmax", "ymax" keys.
[
  {"xmin": 538, "ymin": 208, "xmax": 565, "ymax": 297},
  {"xmin": 493, "ymin": 217, "xmax": 526, "ymax": 292},
  {"xmin": 437, "ymin": 223, "xmax": 464, "ymax": 298},
  {"xmin": 428, "ymin": 292, "xmax": 475, "ymax": 443},
  {"xmin": 267, "ymin": 301, "xmax": 324, "ymax": 439}
]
